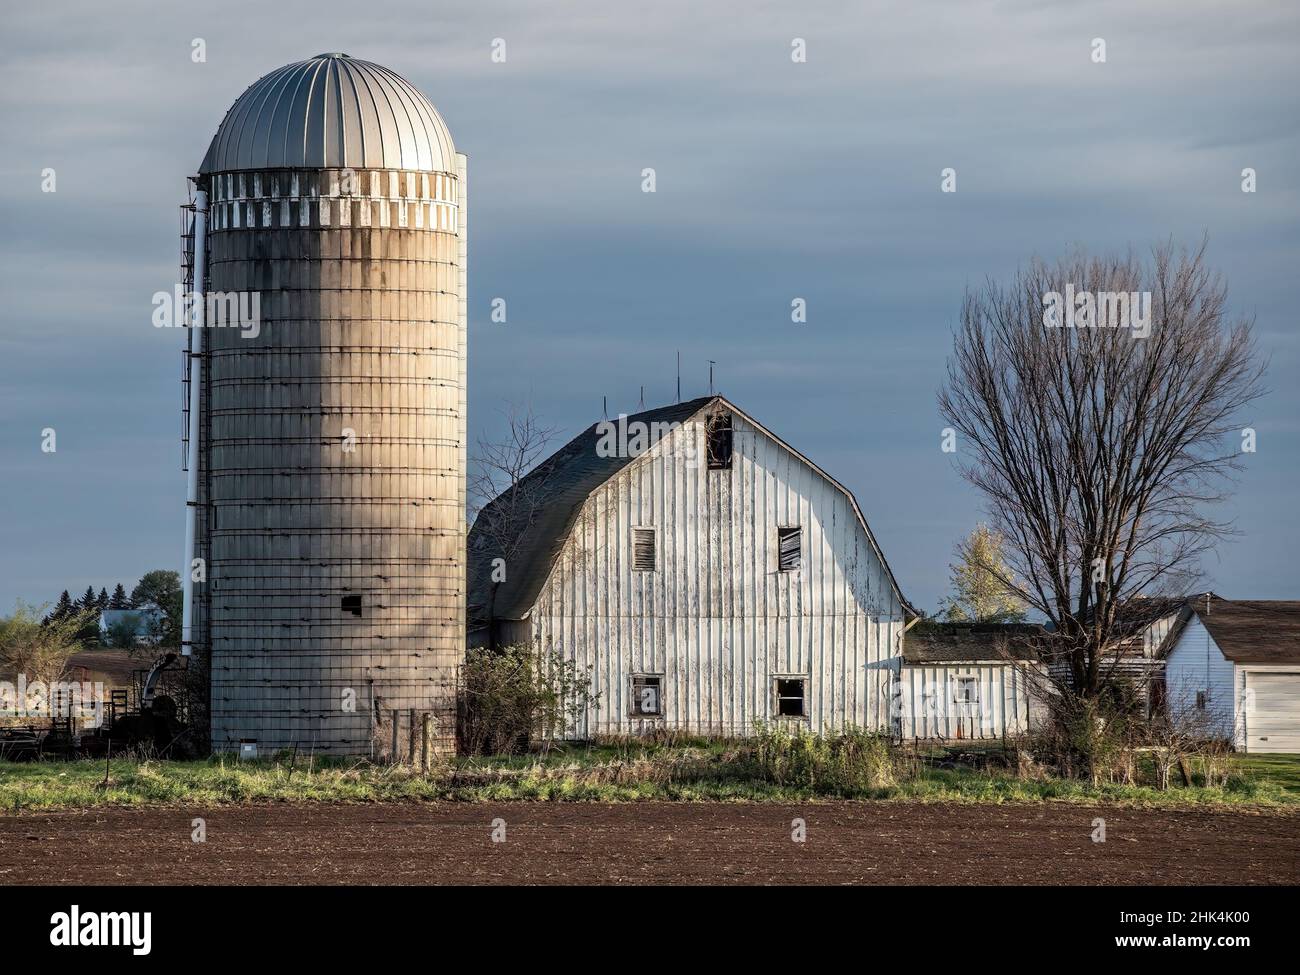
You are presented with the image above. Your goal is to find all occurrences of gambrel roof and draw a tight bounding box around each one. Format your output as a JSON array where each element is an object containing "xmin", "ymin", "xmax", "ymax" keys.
[{"xmin": 467, "ymin": 396, "xmax": 916, "ymax": 621}]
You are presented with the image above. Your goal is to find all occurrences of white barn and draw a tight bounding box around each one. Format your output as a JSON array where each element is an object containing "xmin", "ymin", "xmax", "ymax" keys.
[
  {"xmin": 468, "ymin": 396, "xmax": 917, "ymax": 737},
  {"xmin": 1162, "ymin": 595, "xmax": 1300, "ymax": 753}
]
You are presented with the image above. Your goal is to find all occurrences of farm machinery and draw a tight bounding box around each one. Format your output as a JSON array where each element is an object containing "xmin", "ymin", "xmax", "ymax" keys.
[{"xmin": 1, "ymin": 652, "xmax": 196, "ymax": 760}]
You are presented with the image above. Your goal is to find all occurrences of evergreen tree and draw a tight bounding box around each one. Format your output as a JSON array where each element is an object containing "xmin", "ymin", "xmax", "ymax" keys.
[
  {"xmin": 73, "ymin": 587, "xmax": 103, "ymax": 643},
  {"xmin": 52, "ymin": 590, "xmax": 75, "ymax": 620},
  {"xmin": 109, "ymin": 583, "xmax": 129, "ymax": 609},
  {"xmin": 96, "ymin": 587, "xmax": 109, "ymax": 609}
]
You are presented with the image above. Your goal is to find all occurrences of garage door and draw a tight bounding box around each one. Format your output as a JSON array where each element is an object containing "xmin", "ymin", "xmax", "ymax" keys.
[{"xmin": 1246, "ymin": 673, "xmax": 1300, "ymax": 753}]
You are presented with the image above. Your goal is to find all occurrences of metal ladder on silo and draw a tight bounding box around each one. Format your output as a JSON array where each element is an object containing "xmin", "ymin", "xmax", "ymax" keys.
[{"xmin": 179, "ymin": 190, "xmax": 196, "ymax": 471}]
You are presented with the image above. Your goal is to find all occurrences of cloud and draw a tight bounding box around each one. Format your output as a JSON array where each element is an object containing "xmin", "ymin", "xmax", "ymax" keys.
[{"xmin": 1, "ymin": 0, "xmax": 1298, "ymax": 612}]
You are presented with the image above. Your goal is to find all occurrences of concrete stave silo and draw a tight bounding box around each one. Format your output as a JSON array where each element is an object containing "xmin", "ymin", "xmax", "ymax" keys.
[{"xmin": 185, "ymin": 54, "xmax": 466, "ymax": 755}]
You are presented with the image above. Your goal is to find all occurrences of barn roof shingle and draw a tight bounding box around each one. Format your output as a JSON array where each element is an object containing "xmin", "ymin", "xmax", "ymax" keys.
[
  {"xmin": 902, "ymin": 623, "xmax": 1046, "ymax": 664},
  {"xmin": 1184, "ymin": 595, "xmax": 1300, "ymax": 664}
]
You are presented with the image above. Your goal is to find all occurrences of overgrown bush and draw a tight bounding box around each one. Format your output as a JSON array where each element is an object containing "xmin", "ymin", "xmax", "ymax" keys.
[
  {"xmin": 1028, "ymin": 681, "xmax": 1238, "ymax": 791},
  {"xmin": 753, "ymin": 725, "xmax": 899, "ymax": 793},
  {"xmin": 459, "ymin": 644, "xmax": 600, "ymax": 755}
]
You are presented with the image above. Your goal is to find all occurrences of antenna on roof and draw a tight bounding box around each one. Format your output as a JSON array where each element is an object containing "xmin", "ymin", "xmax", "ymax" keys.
[
  {"xmin": 639, "ymin": 385, "xmax": 645, "ymax": 410},
  {"xmin": 709, "ymin": 360, "xmax": 715, "ymax": 396},
  {"xmin": 676, "ymin": 351, "xmax": 681, "ymax": 404},
  {"xmin": 602, "ymin": 395, "xmax": 607, "ymax": 420}
]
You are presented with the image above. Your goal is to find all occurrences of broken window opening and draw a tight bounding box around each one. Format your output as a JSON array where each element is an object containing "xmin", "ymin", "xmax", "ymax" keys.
[
  {"xmin": 630, "ymin": 674, "xmax": 664, "ymax": 717},
  {"xmin": 954, "ymin": 676, "xmax": 979, "ymax": 704},
  {"xmin": 706, "ymin": 411, "xmax": 733, "ymax": 470},
  {"xmin": 341, "ymin": 594, "xmax": 362, "ymax": 617},
  {"xmin": 775, "ymin": 677, "xmax": 806, "ymax": 717},
  {"xmin": 632, "ymin": 528, "xmax": 657, "ymax": 572},
  {"xmin": 778, "ymin": 526, "xmax": 802, "ymax": 571}
]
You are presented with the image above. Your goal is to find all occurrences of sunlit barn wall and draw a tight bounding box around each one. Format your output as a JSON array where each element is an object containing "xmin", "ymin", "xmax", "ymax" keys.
[{"xmin": 505, "ymin": 411, "xmax": 909, "ymax": 736}]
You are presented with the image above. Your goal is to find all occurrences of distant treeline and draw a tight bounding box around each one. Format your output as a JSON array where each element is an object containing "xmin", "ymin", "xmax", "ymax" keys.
[{"xmin": 42, "ymin": 570, "xmax": 182, "ymax": 647}]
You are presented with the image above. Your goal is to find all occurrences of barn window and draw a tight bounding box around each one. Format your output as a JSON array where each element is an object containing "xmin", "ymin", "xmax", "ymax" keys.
[
  {"xmin": 341, "ymin": 594, "xmax": 362, "ymax": 617},
  {"xmin": 1196, "ymin": 690, "xmax": 1207, "ymax": 710},
  {"xmin": 630, "ymin": 674, "xmax": 664, "ymax": 717},
  {"xmin": 706, "ymin": 411, "xmax": 733, "ymax": 470},
  {"xmin": 777, "ymin": 527, "xmax": 802, "ymax": 571},
  {"xmin": 774, "ymin": 678, "xmax": 806, "ymax": 717},
  {"xmin": 632, "ymin": 528, "xmax": 657, "ymax": 572},
  {"xmin": 955, "ymin": 676, "xmax": 979, "ymax": 704}
]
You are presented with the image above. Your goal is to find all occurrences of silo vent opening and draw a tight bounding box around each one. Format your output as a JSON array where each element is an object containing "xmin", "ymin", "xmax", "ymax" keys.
[{"xmin": 341, "ymin": 595, "xmax": 363, "ymax": 617}]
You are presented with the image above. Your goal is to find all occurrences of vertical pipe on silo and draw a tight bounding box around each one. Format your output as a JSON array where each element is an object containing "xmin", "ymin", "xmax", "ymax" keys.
[{"xmin": 181, "ymin": 188, "xmax": 208, "ymax": 656}]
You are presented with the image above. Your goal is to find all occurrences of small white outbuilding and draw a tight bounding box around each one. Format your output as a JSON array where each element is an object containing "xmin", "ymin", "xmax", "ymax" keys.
[
  {"xmin": 896, "ymin": 624, "xmax": 1047, "ymax": 742},
  {"xmin": 1163, "ymin": 595, "xmax": 1300, "ymax": 753}
]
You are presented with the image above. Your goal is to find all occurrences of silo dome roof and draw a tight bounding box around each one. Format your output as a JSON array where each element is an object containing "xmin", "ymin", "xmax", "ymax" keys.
[{"xmin": 200, "ymin": 53, "xmax": 455, "ymax": 174}]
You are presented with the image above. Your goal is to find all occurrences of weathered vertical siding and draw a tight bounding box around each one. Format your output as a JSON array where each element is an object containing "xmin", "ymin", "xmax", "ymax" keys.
[
  {"xmin": 521, "ymin": 412, "xmax": 906, "ymax": 737},
  {"xmin": 896, "ymin": 664, "xmax": 1040, "ymax": 740}
]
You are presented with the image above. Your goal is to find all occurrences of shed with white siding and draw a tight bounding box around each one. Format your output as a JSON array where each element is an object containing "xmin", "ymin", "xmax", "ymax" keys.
[
  {"xmin": 897, "ymin": 624, "xmax": 1047, "ymax": 741},
  {"xmin": 1162, "ymin": 595, "xmax": 1300, "ymax": 753},
  {"xmin": 467, "ymin": 396, "xmax": 917, "ymax": 737}
]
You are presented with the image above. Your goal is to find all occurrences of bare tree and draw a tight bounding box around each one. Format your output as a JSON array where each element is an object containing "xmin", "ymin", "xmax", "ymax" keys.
[
  {"xmin": 938, "ymin": 240, "xmax": 1265, "ymax": 698},
  {"xmin": 469, "ymin": 402, "xmax": 558, "ymax": 651}
]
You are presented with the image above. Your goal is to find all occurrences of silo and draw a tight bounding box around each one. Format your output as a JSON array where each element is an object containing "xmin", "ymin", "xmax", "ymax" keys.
[{"xmin": 185, "ymin": 54, "xmax": 466, "ymax": 755}]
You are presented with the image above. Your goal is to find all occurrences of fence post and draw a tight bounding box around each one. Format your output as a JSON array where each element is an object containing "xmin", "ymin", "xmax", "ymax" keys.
[
  {"xmin": 421, "ymin": 712, "xmax": 431, "ymax": 772},
  {"xmin": 407, "ymin": 708, "xmax": 416, "ymax": 765},
  {"xmin": 390, "ymin": 709, "xmax": 398, "ymax": 764}
]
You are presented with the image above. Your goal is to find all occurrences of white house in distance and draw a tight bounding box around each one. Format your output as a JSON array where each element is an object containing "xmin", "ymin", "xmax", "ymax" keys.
[
  {"xmin": 98, "ymin": 605, "xmax": 166, "ymax": 647},
  {"xmin": 1162, "ymin": 595, "xmax": 1300, "ymax": 753},
  {"xmin": 468, "ymin": 396, "xmax": 917, "ymax": 737}
]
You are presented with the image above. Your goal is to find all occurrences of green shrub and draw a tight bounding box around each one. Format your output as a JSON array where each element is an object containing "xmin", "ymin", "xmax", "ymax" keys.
[
  {"xmin": 459, "ymin": 644, "xmax": 600, "ymax": 755},
  {"xmin": 753, "ymin": 725, "xmax": 899, "ymax": 794}
]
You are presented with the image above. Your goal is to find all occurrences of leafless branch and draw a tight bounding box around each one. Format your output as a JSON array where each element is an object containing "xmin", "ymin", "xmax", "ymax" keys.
[{"xmin": 937, "ymin": 240, "xmax": 1267, "ymax": 696}]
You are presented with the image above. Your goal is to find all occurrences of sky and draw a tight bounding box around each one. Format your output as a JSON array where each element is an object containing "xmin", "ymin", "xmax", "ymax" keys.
[{"xmin": 1, "ymin": 0, "xmax": 1297, "ymax": 615}]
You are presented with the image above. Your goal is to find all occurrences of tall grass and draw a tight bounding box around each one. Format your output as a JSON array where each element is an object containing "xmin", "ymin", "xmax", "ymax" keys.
[
  {"xmin": 1, "ymin": 739, "xmax": 1296, "ymax": 811},
  {"xmin": 753, "ymin": 725, "xmax": 898, "ymax": 794}
]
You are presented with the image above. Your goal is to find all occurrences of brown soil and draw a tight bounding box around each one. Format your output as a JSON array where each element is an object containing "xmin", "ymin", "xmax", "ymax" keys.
[{"xmin": 0, "ymin": 802, "xmax": 1295, "ymax": 885}]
